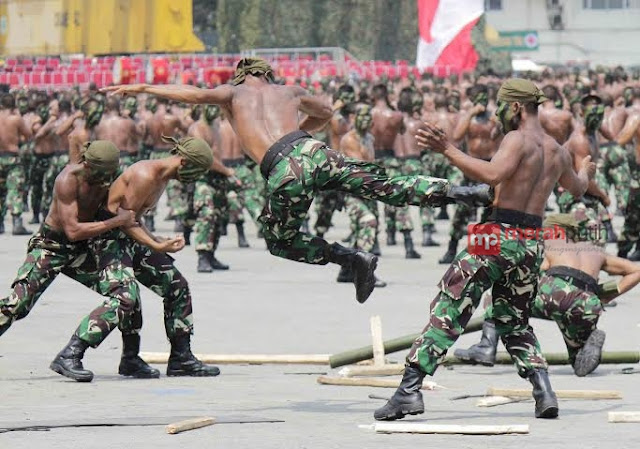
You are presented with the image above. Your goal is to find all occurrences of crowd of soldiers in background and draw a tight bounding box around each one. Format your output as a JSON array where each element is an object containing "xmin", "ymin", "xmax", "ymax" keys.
[{"xmin": 1, "ymin": 65, "xmax": 639, "ymax": 276}]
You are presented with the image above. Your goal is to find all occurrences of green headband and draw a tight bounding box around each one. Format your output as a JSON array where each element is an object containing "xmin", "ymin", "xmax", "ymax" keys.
[
  {"xmin": 232, "ymin": 58, "xmax": 275, "ymax": 86},
  {"xmin": 498, "ymin": 79, "xmax": 547, "ymax": 105},
  {"xmin": 162, "ymin": 135, "xmax": 213, "ymax": 170},
  {"xmin": 81, "ymin": 140, "xmax": 119, "ymax": 172}
]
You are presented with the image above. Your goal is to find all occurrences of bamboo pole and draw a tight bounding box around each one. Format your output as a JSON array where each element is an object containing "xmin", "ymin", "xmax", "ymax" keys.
[
  {"xmin": 608, "ymin": 412, "xmax": 640, "ymax": 423},
  {"xmin": 372, "ymin": 423, "xmax": 529, "ymax": 435},
  {"xmin": 141, "ymin": 353, "xmax": 330, "ymax": 365},
  {"xmin": 317, "ymin": 375, "xmax": 441, "ymax": 390},
  {"xmin": 166, "ymin": 417, "xmax": 215, "ymax": 434},
  {"xmin": 487, "ymin": 387, "xmax": 622, "ymax": 400}
]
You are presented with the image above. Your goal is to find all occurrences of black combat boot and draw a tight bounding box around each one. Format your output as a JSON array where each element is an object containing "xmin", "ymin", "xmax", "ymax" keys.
[
  {"xmin": 197, "ymin": 251, "xmax": 213, "ymax": 273},
  {"xmin": 167, "ymin": 335, "xmax": 220, "ymax": 377},
  {"xmin": 336, "ymin": 265, "xmax": 354, "ymax": 283},
  {"xmin": 183, "ymin": 225, "xmax": 192, "ymax": 246},
  {"xmin": 403, "ymin": 231, "xmax": 421, "ymax": 259},
  {"xmin": 173, "ymin": 218, "xmax": 184, "ymax": 232},
  {"xmin": 437, "ymin": 207, "xmax": 449, "ymax": 220},
  {"xmin": 439, "ymin": 239, "xmax": 458, "ymax": 264},
  {"xmin": 528, "ymin": 369, "xmax": 559, "ymax": 419},
  {"xmin": 236, "ymin": 222, "xmax": 250, "ymax": 248},
  {"xmin": 386, "ymin": 224, "xmax": 397, "ymax": 246},
  {"xmin": 118, "ymin": 334, "xmax": 161, "ymax": 378},
  {"xmin": 573, "ymin": 329, "xmax": 606, "ymax": 377},
  {"xmin": 327, "ymin": 243, "xmax": 377, "ymax": 304},
  {"xmin": 453, "ymin": 320, "xmax": 498, "ymax": 366},
  {"xmin": 211, "ymin": 234, "xmax": 230, "ymax": 270},
  {"xmin": 49, "ymin": 335, "xmax": 94, "ymax": 382},
  {"xmin": 445, "ymin": 184, "xmax": 493, "ymax": 207},
  {"xmin": 421, "ymin": 224, "xmax": 440, "ymax": 247},
  {"xmin": 603, "ymin": 221, "xmax": 617, "ymax": 244},
  {"xmin": 144, "ymin": 216, "xmax": 155, "ymax": 232},
  {"xmin": 374, "ymin": 364, "xmax": 426, "ymax": 420},
  {"xmin": 12, "ymin": 216, "xmax": 31, "ymax": 235},
  {"xmin": 0, "ymin": 219, "xmax": 4, "ymax": 234},
  {"xmin": 371, "ymin": 236, "xmax": 382, "ymax": 256},
  {"xmin": 29, "ymin": 208, "xmax": 40, "ymax": 224},
  {"xmin": 628, "ymin": 246, "xmax": 640, "ymax": 262}
]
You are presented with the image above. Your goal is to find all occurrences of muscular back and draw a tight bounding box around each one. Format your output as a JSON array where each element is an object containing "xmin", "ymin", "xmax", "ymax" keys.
[
  {"xmin": 96, "ymin": 114, "xmax": 137, "ymax": 151},
  {"xmin": 401, "ymin": 115, "xmax": 424, "ymax": 158},
  {"xmin": 544, "ymin": 239, "xmax": 606, "ymax": 278},
  {"xmin": 371, "ymin": 105, "xmax": 404, "ymax": 150},
  {"xmin": 219, "ymin": 118, "xmax": 243, "ymax": 160},
  {"xmin": 539, "ymin": 106, "xmax": 574, "ymax": 145},
  {"xmin": 147, "ymin": 107, "xmax": 182, "ymax": 149},
  {"xmin": 107, "ymin": 161, "xmax": 168, "ymax": 219},
  {"xmin": 0, "ymin": 110, "xmax": 30, "ymax": 152}
]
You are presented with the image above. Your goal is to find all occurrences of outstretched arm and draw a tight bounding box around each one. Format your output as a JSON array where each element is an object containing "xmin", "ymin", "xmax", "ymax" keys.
[
  {"xmin": 297, "ymin": 87, "xmax": 333, "ymax": 132},
  {"xmin": 601, "ymin": 255, "xmax": 640, "ymax": 300},
  {"xmin": 557, "ymin": 145, "xmax": 594, "ymax": 198},
  {"xmin": 103, "ymin": 84, "xmax": 234, "ymax": 106}
]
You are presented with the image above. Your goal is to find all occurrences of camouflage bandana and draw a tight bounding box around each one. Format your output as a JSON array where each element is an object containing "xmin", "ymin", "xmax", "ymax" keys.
[
  {"xmin": 584, "ymin": 104, "xmax": 605, "ymax": 133},
  {"xmin": 473, "ymin": 92, "xmax": 489, "ymax": 107},
  {"xmin": 17, "ymin": 96, "xmax": 29, "ymax": 115},
  {"xmin": 543, "ymin": 213, "xmax": 586, "ymax": 242},
  {"xmin": 232, "ymin": 57, "xmax": 275, "ymax": 86},
  {"xmin": 37, "ymin": 104, "xmax": 50, "ymax": 123},
  {"xmin": 204, "ymin": 104, "xmax": 220, "ymax": 123},
  {"xmin": 82, "ymin": 99, "xmax": 103, "ymax": 128},
  {"xmin": 623, "ymin": 87, "xmax": 633, "ymax": 107},
  {"xmin": 80, "ymin": 140, "xmax": 119, "ymax": 186},
  {"xmin": 354, "ymin": 105, "xmax": 373, "ymax": 133},
  {"xmin": 123, "ymin": 96, "xmax": 138, "ymax": 118},
  {"xmin": 190, "ymin": 104, "xmax": 202, "ymax": 121},
  {"xmin": 411, "ymin": 92, "xmax": 424, "ymax": 113},
  {"xmin": 162, "ymin": 135, "xmax": 213, "ymax": 183},
  {"xmin": 338, "ymin": 90, "xmax": 356, "ymax": 105},
  {"xmin": 497, "ymin": 79, "xmax": 547, "ymax": 104},
  {"xmin": 146, "ymin": 96, "xmax": 158, "ymax": 113}
]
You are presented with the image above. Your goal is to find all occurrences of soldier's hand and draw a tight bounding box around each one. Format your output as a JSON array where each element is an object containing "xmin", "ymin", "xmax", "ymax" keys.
[
  {"xmin": 101, "ymin": 84, "xmax": 147, "ymax": 97},
  {"xmin": 157, "ymin": 235, "xmax": 186, "ymax": 253},
  {"xmin": 472, "ymin": 104, "xmax": 486, "ymax": 115},
  {"xmin": 116, "ymin": 208, "xmax": 138, "ymax": 228},
  {"xmin": 416, "ymin": 122, "xmax": 449, "ymax": 153},
  {"xmin": 581, "ymin": 155, "xmax": 597, "ymax": 180}
]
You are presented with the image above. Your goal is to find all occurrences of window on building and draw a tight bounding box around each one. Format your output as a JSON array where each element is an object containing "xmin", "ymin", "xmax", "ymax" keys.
[
  {"xmin": 583, "ymin": 0, "xmax": 639, "ymax": 8},
  {"xmin": 485, "ymin": 0, "xmax": 502, "ymax": 11}
]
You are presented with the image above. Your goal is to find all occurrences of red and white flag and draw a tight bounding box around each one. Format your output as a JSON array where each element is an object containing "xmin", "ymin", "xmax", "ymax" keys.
[{"xmin": 417, "ymin": 0, "xmax": 484, "ymax": 73}]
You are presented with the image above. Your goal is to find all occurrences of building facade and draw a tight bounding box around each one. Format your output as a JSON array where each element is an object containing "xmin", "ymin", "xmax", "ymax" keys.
[{"xmin": 484, "ymin": 0, "xmax": 640, "ymax": 66}]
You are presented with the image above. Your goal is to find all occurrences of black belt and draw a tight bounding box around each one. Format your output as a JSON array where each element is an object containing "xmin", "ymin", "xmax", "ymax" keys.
[
  {"xmin": 35, "ymin": 153, "xmax": 55, "ymax": 158},
  {"xmin": 374, "ymin": 149, "xmax": 395, "ymax": 159},
  {"xmin": 546, "ymin": 266, "xmax": 599, "ymax": 294},
  {"xmin": 224, "ymin": 158, "xmax": 245, "ymax": 168},
  {"xmin": 485, "ymin": 207, "xmax": 542, "ymax": 228},
  {"xmin": 259, "ymin": 130, "xmax": 311, "ymax": 179},
  {"xmin": 39, "ymin": 223, "xmax": 75, "ymax": 245}
]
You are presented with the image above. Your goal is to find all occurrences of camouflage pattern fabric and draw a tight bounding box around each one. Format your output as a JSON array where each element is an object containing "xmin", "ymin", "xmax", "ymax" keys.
[
  {"xmin": 139, "ymin": 143, "xmax": 153, "ymax": 162},
  {"xmin": 313, "ymin": 191, "xmax": 340, "ymax": 236},
  {"xmin": 406, "ymin": 224, "xmax": 548, "ymax": 377},
  {"xmin": 380, "ymin": 156, "xmax": 414, "ymax": 232},
  {"xmin": 227, "ymin": 160, "xmax": 264, "ymax": 226},
  {"xmin": 259, "ymin": 138, "xmax": 449, "ymax": 265},
  {"xmin": 29, "ymin": 154, "xmax": 52, "ymax": 217},
  {"xmin": 345, "ymin": 196, "xmax": 377, "ymax": 252},
  {"xmin": 167, "ymin": 179, "xmax": 188, "ymax": 221},
  {"xmin": 447, "ymin": 177, "xmax": 481, "ymax": 241},
  {"xmin": 74, "ymin": 229, "xmax": 194, "ymax": 347},
  {"xmin": 42, "ymin": 153, "xmax": 69, "ymax": 215},
  {"xmin": 531, "ymin": 273, "xmax": 602, "ymax": 363},
  {"xmin": 420, "ymin": 151, "xmax": 463, "ymax": 227},
  {"xmin": 556, "ymin": 190, "xmax": 608, "ymax": 246},
  {"xmin": 597, "ymin": 143, "xmax": 630, "ymax": 212},
  {"xmin": 619, "ymin": 156, "xmax": 640, "ymax": 255},
  {"xmin": 0, "ymin": 154, "xmax": 27, "ymax": 219},
  {"xmin": 0, "ymin": 224, "xmax": 98, "ymax": 337},
  {"xmin": 20, "ymin": 143, "xmax": 34, "ymax": 208},
  {"xmin": 193, "ymin": 173, "xmax": 229, "ymax": 252}
]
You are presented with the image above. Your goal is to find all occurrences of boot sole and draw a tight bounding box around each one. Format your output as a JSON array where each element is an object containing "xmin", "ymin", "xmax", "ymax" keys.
[
  {"xmin": 50, "ymin": 361, "xmax": 93, "ymax": 382},
  {"xmin": 573, "ymin": 330, "xmax": 606, "ymax": 377},
  {"xmin": 453, "ymin": 349, "xmax": 495, "ymax": 367},
  {"xmin": 118, "ymin": 369, "xmax": 161, "ymax": 379},
  {"xmin": 354, "ymin": 254, "xmax": 378, "ymax": 304},
  {"xmin": 374, "ymin": 405, "xmax": 425, "ymax": 421},
  {"xmin": 166, "ymin": 370, "xmax": 220, "ymax": 377}
]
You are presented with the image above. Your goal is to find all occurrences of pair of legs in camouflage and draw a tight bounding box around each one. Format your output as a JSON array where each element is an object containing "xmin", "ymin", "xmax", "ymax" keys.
[
  {"xmin": 226, "ymin": 158, "xmax": 264, "ymax": 244},
  {"xmin": 0, "ymin": 224, "xmax": 100, "ymax": 338},
  {"xmin": 345, "ymin": 196, "xmax": 377, "ymax": 252},
  {"xmin": 0, "ymin": 153, "xmax": 29, "ymax": 233},
  {"xmin": 28, "ymin": 154, "xmax": 52, "ymax": 222},
  {"xmin": 597, "ymin": 143, "xmax": 630, "ymax": 213},
  {"xmin": 20, "ymin": 143, "xmax": 34, "ymax": 210},
  {"xmin": 618, "ymin": 155, "xmax": 640, "ymax": 257},
  {"xmin": 72, "ymin": 228, "xmax": 194, "ymax": 347},
  {"xmin": 193, "ymin": 172, "xmax": 230, "ymax": 271},
  {"xmin": 378, "ymin": 156, "xmax": 414, "ymax": 238},
  {"xmin": 259, "ymin": 137, "xmax": 450, "ymax": 266},
  {"xmin": 406, "ymin": 215, "xmax": 548, "ymax": 378},
  {"xmin": 313, "ymin": 191, "xmax": 340, "ymax": 237},
  {"xmin": 42, "ymin": 152, "xmax": 69, "ymax": 218}
]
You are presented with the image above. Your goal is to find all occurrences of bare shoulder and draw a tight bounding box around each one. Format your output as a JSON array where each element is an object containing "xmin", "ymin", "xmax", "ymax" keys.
[
  {"xmin": 54, "ymin": 165, "xmax": 80, "ymax": 196},
  {"xmin": 125, "ymin": 160, "xmax": 156, "ymax": 185},
  {"xmin": 500, "ymin": 129, "xmax": 525, "ymax": 148}
]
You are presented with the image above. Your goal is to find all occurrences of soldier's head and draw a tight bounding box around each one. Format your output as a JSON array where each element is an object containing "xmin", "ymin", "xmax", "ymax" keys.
[
  {"xmin": 0, "ymin": 93, "xmax": 15, "ymax": 110},
  {"xmin": 58, "ymin": 98, "xmax": 72, "ymax": 115},
  {"xmin": 123, "ymin": 96, "xmax": 137, "ymax": 118},
  {"xmin": 80, "ymin": 140, "xmax": 120, "ymax": 187},
  {"xmin": 81, "ymin": 98, "xmax": 104, "ymax": 129},
  {"xmin": 190, "ymin": 104, "xmax": 203, "ymax": 122},
  {"xmin": 467, "ymin": 84, "xmax": 489, "ymax": 107},
  {"xmin": 145, "ymin": 96, "xmax": 158, "ymax": 113},
  {"xmin": 371, "ymin": 84, "xmax": 389, "ymax": 102},
  {"xmin": 542, "ymin": 84, "xmax": 563, "ymax": 109},
  {"xmin": 16, "ymin": 94, "xmax": 29, "ymax": 115},
  {"xmin": 495, "ymin": 79, "xmax": 545, "ymax": 134},
  {"xmin": 105, "ymin": 96, "xmax": 121, "ymax": 114},
  {"xmin": 581, "ymin": 95, "xmax": 604, "ymax": 133},
  {"xmin": 163, "ymin": 135, "xmax": 213, "ymax": 183},
  {"xmin": 397, "ymin": 87, "xmax": 416, "ymax": 114},
  {"xmin": 354, "ymin": 103, "xmax": 373, "ymax": 134},
  {"xmin": 434, "ymin": 93, "xmax": 449, "ymax": 111},
  {"xmin": 204, "ymin": 104, "xmax": 220, "ymax": 124},
  {"xmin": 448, "ymin": 90, "xmax": 461, "ymax": 111}
]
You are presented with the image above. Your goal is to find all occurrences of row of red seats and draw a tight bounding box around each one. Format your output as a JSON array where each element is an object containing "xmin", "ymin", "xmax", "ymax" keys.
[{"xmin": 0, "ymin": 71, "xmax": 114, "ymax": 88}]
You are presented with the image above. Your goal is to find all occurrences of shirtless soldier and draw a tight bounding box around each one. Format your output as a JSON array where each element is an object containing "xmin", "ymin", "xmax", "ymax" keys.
[
  {"xmin": 0, "ymin": 93, "xmax": 33, "ymax": 235},
  {"xmin": 373, "ymin": 79, "xmax": 595, "ymax": 421},
  {"xmin": 50, "ymin": 136, "xmax": 219, "ymax": 381},
  {"xmin": 30, "ymin": 98, "xmax": 59, "ymax": 225},
  {"xmin": 95, "ymin": 97, "xmax": 140, "ymax": 172},
  {"xmin": 104, "ymin": 57, "xmax": 490, "ymax": 304}
]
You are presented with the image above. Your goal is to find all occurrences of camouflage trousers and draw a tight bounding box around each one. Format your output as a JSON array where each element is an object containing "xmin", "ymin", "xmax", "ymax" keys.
[
  {"xmin": 406, "ymin": 222, "xmax": 548, "ymax": 377},
  {"xmin": 194, "ymin": 173, "xmax": 229, "ymax": 252},
  {"xmin": 259, "ymin": 138, "xmax": 449, "ymax": 265},
  {"xmin": 227, "ymin": 159, "xmax": 263, "ymax": 226},
  {"xmin": 0, "ymin": 154, "xmax": 26, "ymax": 219},
  {"xmin": 378, "ymin": 156, "xmax": 414, "ymax": 232},
  {"xmin": 345, "ymin": 196, "xmax": 377, "ymax": 252},
  {"xmin": 619, "ymin": 160, "xmax": 640, "ymax": 254},
  {"xmin": 118, "ymin": 152, "xmax": 138, "ymax": 175},
  {"xmin": 0, "ymin": 224, "xmax": 99, "ymax": 337},
  {"xmin": 448, "ymin": 177, "xmax": 484, "ymax": 241},
  {"xmin": 313, "ymin": 191, "xmax": 340, "ymax": 236},
  {"xmin": 29, "ymin": 154, "xmax": 52, "ymax": 216},
  {"xmin": 20, "ymin": 143, "xmax": 34, "ymax": 208},
  {"xmin": 597, "ymin": 143, "xmax": 630, "ymax": 212},
  {"xmin": 531, "ymin": 272, "xmax": 602, "ymax": 363},
  {"xmin": 74, "ymin": 227, "xmax": 194, "ymax": 347},
  {"xmin": 144, "ymin": 149, "xmax": 173, "ymax": 218},
  {"xmin": 42, "ymin": 153, "xmax": 68, "ymax": 216},
  {"xmin": 420, "ymin": 151, "xmax": 462, "ymax": 228},
  {"xmin": 557, "ymin": 191, "xmax": 608, "ymax": 246}
]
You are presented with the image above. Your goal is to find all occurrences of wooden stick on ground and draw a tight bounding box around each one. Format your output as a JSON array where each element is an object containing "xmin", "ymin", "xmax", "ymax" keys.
[
  {"xmin": 370, "ymin": 316, "xmax": 385, "ymax": 366},
  {"xmin": 338, "ymin": 364, "xmax": 404, "ymax": 377},
  {"xmin": 487, "ymin": 387, "xmax": 622, "ymax": 400},
  {"xmin": 166, "ymin": 417, "xmax": 215, "ymax": 434},
  {"xmin": 476, "ymin": 396, "xmax": 531, "ymax": 407},
  {"xmin": 372, "ymin": 423, "xmax": 529, "ymax": 435},
  {"xmin": 318, "ymin": 375, "xmax": 441, "ymax": 390},
  {"xmin": 608, "ymin": 412, "xmax": 640, "ymax": 423},
  {"xmin": 141, "ymin": 353, "xmax": 330, "ymax": 365}
]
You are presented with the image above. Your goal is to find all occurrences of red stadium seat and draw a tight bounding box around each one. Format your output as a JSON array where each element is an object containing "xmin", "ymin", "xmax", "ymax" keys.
[
  {"xmin": 76, "ymin": 72, "xmax": 88, "ymax": 84},
  {"xmin": 29, "ymin": 72, "xmax": 44, "ymax": 86},
  {"xmin": 43, "ymin": 72, "xmax": 52, "ymax": 84},
  {"xmin": 0, "ymin": 73, "xmax": 7, "ymax": 84},
  {"xmin": 46, "ymin": 58, "xmax": 60, "ymax": 70},
  {"xmin": 52, "ymin": 72, "xmax": 64, "ymax": 85},
  {"xmin": 9, "ymin": 73, "xmax": 20, "ymax": 86},
  {"xmin": 6, "ymin": 58, "xmax": 18, "ymax": 67}
]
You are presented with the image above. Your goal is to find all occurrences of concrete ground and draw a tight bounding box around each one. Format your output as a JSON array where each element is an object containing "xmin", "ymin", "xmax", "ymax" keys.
[{"xmin": 1, "ymin": 204, "xmax": 639, "ymax": 449}]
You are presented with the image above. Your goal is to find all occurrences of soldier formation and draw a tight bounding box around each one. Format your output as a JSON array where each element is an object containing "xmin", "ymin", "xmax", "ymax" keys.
[{"xmin": 1, "ymin": 59, "xmax": 640, "ymax": 422}]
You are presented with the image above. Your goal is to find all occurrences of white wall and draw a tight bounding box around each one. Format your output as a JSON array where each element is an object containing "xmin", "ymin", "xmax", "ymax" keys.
[{"xmin": 486, "ymin": 0, "xmax": 640, "ymax": 66}]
